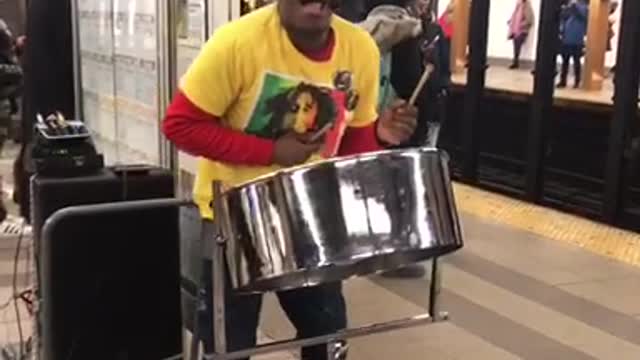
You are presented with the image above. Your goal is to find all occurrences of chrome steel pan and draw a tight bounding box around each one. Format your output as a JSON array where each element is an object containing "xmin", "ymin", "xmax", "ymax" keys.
[{"xmin": 219, "ymin": 148, "xmax": 463, "ymax": 293}]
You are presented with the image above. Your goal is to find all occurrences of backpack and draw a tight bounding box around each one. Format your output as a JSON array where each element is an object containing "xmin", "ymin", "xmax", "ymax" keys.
[
  {"xmin": 358, "ymin": 5, "xmax": 421, "ymax": 112},
  {"xmin": 0, "ymin": 54, "xmax": 22, "ymax": 99},
  {"xmin": 378, "ymin": 52, "xmax": 397, "ymax": 112}
]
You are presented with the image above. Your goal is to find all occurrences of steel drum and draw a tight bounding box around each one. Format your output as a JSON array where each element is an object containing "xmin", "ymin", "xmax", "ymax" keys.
[{"xmin": 218, "ymin": 148, "xmax": 463, "ymax": 293}]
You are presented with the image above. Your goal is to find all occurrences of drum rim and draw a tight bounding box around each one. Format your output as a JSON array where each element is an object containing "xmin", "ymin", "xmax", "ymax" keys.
[
  {"xmin": 224, "ymin": 146, "xmax": 447, "ymax": 194},
  {"xmin": 231, "ymin": 242, "xmax": 463, "ymax": 294}
]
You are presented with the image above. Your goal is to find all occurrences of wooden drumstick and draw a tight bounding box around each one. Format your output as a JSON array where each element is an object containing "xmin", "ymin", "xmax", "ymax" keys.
[
  {"xmin": 408, "ymin": 63, "xmax": 435, "ymax": 106},
  {"xmin": 309, "ymin": 122, "xmax": 333, "ymax": 143}
]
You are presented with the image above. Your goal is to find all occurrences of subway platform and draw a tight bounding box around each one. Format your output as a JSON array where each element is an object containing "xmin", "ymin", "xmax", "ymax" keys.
[{"xmin": 0, "ymin": 143, "xmax": 638, "ymax": 359}]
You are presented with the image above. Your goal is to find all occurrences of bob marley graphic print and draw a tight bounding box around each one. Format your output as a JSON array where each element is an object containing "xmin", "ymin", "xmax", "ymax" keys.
[{"xmin": 245, "ymin": 71, "xmax": 359, "ymax": 158}]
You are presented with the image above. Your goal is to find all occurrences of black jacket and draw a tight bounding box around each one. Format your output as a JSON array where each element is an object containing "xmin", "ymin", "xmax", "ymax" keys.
[
  {"xmin": 14, "ymin": 0, "xmax": 76, "ymax": 221},
  {"xmin": 340, "ymin": 1, "xmax": 451, "ymax": 146},
  {"xmin": 392, "ymin": 20, "xmax": 450, "ymax": 101},
  {"xmin": 22, "ymin": 0, "xmax": 75, "ymax": 143},
  {"xmin": 336, "ymin": 0, "xmax": 368, "ymax": 22},
  {"xmin": 0, "ymin": 28, "xmax": 22, "ymax": 100},
  {"xmin": 0, "ymin": 55, "xmax": 22, "ymax": 100},
  {"xmin": 391, "ymin": 20, "xmax": 450, "ymax": 148}
]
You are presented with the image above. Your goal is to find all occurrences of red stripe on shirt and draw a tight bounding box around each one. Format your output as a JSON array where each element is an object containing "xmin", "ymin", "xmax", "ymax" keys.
[
  {"xmin": 303, "ymin": 30, "xmax": 335, "ymax": 62},
  {"xmin": 162, "ymin": 91, "xmax": 275, "ymax": 165}
]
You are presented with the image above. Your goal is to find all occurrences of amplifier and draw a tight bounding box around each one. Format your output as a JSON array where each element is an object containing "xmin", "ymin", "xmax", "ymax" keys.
[{"xmin": 32, "ymin": 166, "xmax": 182, "ymax": 360}]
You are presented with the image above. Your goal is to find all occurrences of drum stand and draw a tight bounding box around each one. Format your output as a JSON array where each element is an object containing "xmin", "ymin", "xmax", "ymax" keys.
[{"xmin": 204, "ymin": 181, "xmax": 450, "ymax": 360}]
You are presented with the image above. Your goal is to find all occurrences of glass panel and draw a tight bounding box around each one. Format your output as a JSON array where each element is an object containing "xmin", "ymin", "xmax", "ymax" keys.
[
  {"xmin": 543, "ymin": 1, "xmax": 620, "ymax": 212},
  {"xmin": 112, "ymin": 0, "xmax": 160, "ymax": 164},
  {"xmin": 76, "ymin": 0, "xmax": 163, "ymax": 165},
  {"xmin": 175, "ymin": 0, "xmax": 208, "ymax": 181},
  {"xmin": 241, "ymin": 0, "xmax": 274, "ymax": 15},
  {"xmin": 176, "ymin": 0, "xmax": 206, "ymax": 91},
  {"xmin": 77, "ymin": 0, "xmax": 118, "ymax": 163}
]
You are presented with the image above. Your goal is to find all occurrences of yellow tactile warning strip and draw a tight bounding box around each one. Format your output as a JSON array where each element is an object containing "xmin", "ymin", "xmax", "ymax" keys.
[{"xmin": 453, "ymin": 182, "xmax": 640, "ymax": 268}]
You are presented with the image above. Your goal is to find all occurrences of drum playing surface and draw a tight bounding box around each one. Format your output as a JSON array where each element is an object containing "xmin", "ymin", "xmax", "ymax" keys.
[{"xmin": 219, "ymin": 148, "xmax": 464, "ymax": 293}]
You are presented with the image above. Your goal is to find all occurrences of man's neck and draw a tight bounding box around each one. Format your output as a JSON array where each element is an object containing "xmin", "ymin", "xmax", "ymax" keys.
[{"xmin": 286, "ymin": 29, "xmax": 331, "ymax": 53}]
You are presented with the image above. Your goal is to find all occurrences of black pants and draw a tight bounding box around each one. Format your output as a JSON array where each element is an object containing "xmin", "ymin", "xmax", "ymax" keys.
[
  {"xmin": 559, "ymin": 44, "xmax": 583, "ymax": 86},
  {"xmin": 512, "ymin": 33, "xmax": 528, "ymax": 65},
  {"xmin": 405, "ymin": 93, "xmax": 447, "ymax": 148},
  {"xmin": 198, "ymin": 260, "xmax": 347, "ymax": 360}
]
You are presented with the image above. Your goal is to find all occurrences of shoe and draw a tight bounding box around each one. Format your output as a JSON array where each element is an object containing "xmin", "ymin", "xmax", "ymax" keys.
[
  {"xmin": 0, "ymin": 215, "xmax": 31, "ymax": 240},
  {"xmin": 557, "ymin": 82, "xmax": 567, "ymax": 89},
  {"xmin": 381, "ymin": 264, "xmax": 426, "ymax": 278},
  {"xmin": 573, "ymin": 83, "xmax": 580, "ymax": 89},
  {"xmin": 508, "ymin": 63, "xmax": 519, "ymax": 69}
]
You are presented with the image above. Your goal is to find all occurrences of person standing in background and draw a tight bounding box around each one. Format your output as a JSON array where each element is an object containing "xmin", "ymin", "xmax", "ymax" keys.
[
  {"xmin": 401, "ymin": 0, "xmax": 450, "ymax": 147},
  {"xmin": 507, "ymin": 0, "xmax": 535, "ymax": 70},
  {"xmin": 438, "ymin": 1, "xmax": 454, "ymax": 42},
  {"xmin": 392, "ymin": 1, "xmax": 451, "ymax": 260},
  {"xmin": 13, "ymin": 0, "xmax": 76, "ymax": 223},
  {"xmin": 607, "ymin": 1, "xmax": 619, "ymax": 77},
  {"xmin": 358, "ymin": 1, "xmax": 422, "ymax": 110},
  {"xmin": 0, "ymin": 23, "xmax": 21, "ymax": 154},
  {"xmin": 336, "ymin": 0, "xmax": 368, "ymax": 22},
  {"xmin": 557, "ymin": 0, "xmax": 588, "ymax": 89},
  {"xmin": 358, "ymin": 0, "xmax": 451, "ymax": 278},
  {"xmin": 14, "ymin": 35, "xmax": 26, "ymax": 58},
  {"xmin": 438, "ymin": 0, "xmax": 454, "ymax": 76},
  {"xmin": 0, "ymin": 22, "xmax": 21, "ymax": 224},
  {"xmin": 607, "ymin": 1, "xmax": 619, "ymax": 52},
  {"xmin": 357, "ymin": 1, "xmax": 425, "ymax": 279}
]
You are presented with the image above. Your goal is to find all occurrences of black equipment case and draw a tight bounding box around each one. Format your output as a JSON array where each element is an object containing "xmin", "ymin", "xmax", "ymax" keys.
[{"xmin": 32, "ymin": 166, "xmax": 182, "ymax": 360}]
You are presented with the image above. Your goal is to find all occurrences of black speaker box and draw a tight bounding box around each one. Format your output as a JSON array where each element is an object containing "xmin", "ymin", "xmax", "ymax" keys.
[{"xmin": 32, "ymin": 166, "xmax": 182, "ymax": 360}]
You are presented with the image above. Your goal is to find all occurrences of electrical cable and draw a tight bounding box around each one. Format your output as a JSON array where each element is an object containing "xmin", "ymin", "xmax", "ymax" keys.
[
  {"xmin": 12, "ymin": 219, "xmax": 27, "ymax": 360},
  {"xmin": 0, "ymin": 297, "xmax": 12, "ymax": 311},
  {"xmin": 0, "ymin": 218, "xmax": 30, "ymax": 360},
  {"xmin": 0, "ymin": 290, "xmax": 32, "ymax": 312},
  {"xmin": 160, "ymin": 354, "xmax": 183, "ymax": 360}
]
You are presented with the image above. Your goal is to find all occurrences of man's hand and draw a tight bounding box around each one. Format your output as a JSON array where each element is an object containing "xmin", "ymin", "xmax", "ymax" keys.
[
  {"xmin": 16, "ymin": 36, "xmax": 26, "ymax": 48},
  {"xmin": 377, "ymin": 99, "xmax": 418, "ymax": 146},
  {"xmin": 272, "ymin": 131, "xmax": 323, "ymax": 167}
]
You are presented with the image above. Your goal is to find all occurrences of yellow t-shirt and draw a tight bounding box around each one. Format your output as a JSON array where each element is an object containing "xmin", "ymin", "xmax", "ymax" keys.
[{"xmin": 180, "ymin": 5, "xmax": 380, "ymax": 218}]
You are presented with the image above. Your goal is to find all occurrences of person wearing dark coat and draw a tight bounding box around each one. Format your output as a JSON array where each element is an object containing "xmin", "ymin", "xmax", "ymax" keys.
[
  {"xmin": 358, "ymin": 0, "xmax": 451, "ymax": 278},
  {"xmin": 13, "ymin": 0, "xmax": 76, "ymax": 222},
  {"xmin": 394, "ymin": 11, "xmax": 450, "ymax": 147},
  {"xmin": 557, "ymin": 0, "xmax": 589, "ymax": 88},
  {"xmin": 367, "ymin": 0, "xmax": 449, "ymax": 147},
  {"xmin": 0, "ymin": 25, "xmax": 21, "ymax": 223},
  {"xmin": 335, "ymin": 0, "xmax": 368, "ymax": 22}
]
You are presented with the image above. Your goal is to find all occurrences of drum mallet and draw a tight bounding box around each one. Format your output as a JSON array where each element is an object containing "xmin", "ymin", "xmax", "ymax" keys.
[
  {"xmin": 408, "ymin": 63, "xmax": 435, "ymax": 106},
  {"xmin": 408, "ymin": 34, "xmax": 441, "ymax": 106}
]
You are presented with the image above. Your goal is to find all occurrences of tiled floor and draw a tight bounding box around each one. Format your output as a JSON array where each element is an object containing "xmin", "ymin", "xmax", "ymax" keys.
[
  {"xmin": 258, "ymin": 214, "xmax": 640, "ymax": 360},
  {"xmin": 0, "ymin": 143, "xmax": 33, "ymax": 356},
  {"xmin": 1, "ymin": 140, "xmax": 639, "ymax": 359}
]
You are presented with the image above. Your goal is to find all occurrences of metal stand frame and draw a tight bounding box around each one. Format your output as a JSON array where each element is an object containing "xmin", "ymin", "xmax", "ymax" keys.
[
  {"xmin": 39, "ymin": 189, "xmax": 451, "ymax": 360},
  {"xmin": 205, "ymin": 182, "xmax": 450, "ymax": 360}
]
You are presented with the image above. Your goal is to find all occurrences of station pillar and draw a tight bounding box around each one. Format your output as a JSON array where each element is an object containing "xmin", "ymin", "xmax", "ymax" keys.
[
  {"xmin": 583, "ymin": 0, "xmax": 611, "ymax": 91},
  {"xmin": 451, "ymin": 0, "xmax": 471, "ymax": 73}
]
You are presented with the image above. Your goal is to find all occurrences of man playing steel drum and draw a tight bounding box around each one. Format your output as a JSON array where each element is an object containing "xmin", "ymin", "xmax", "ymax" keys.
[{"xmin": 162, "ymin": 0, "xmax": 417, "ymax": 358}]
